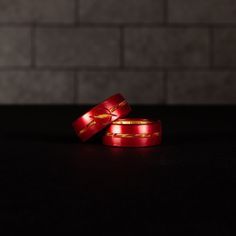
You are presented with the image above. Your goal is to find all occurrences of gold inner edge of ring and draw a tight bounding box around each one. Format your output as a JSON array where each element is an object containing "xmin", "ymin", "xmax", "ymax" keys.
[
  {"xmin": 112, "ymin": 119, "xmax": 153, "ymax": 125},
  {"xmin": 106, "ymin": 132, "xmax": 159, "ymax": 138}
]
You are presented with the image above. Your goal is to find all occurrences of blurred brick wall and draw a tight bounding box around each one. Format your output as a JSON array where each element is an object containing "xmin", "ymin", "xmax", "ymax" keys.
[{"xmin": 0, "ymin": 0, "xmax": 236, "ymax": 104}]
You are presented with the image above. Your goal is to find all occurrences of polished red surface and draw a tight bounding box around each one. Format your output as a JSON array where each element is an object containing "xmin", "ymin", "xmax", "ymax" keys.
[
  {"xmin": 103, "ymin": 119, "xmax": 162, "ymax": 147},
  {"xmin": 73, "ymin": 94, "xmax": 131, "ymax": 141}
]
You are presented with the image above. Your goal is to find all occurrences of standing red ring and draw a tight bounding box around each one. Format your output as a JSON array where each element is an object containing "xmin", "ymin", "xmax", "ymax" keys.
[
  {"xmin": 73, "ymin": 94, "xmax": 131, "ymax": 141},
  {"xmin": 103, "ymin": 118, "xmax": 162, "ymax": 147}
]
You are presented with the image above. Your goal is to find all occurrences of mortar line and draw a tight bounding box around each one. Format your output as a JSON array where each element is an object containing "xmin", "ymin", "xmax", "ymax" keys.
[
  {"xmin": 30, "ymin": 25, "xmax": 36, "ymax": 68},
  {"xmin": 2, "ymin": 22, "xmax": 236, "ymax": 28},
  {"xmin": 119, "ymin": 26, "xmax": 125, "ymax": 69},
  {"xmin": 208, "ymin": 27, "xmax": 215, "ymax": 68},
  {"xmin": 1, "ymin": 66, "xmax": 236, "ymax": 71},
  {"xmin": 163, "ymin": 0, "xmax": 169, "ymax": 24},
  {"xmin": 163, "ymin": 70, "xmax": 168, "ymax": 105},
  {"xmin": 73, "ymin": 70, "xmax": 78, "ymax": 104},
  {"xmin": 75, "ymin": 0, "xmax": 79, "ymax": 26}
]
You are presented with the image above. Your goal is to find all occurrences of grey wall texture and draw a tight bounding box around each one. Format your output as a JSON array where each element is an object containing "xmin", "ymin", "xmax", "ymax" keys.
[{"xmin": 0, "ymin": 0, "xmax": 236, "ymax": 105}]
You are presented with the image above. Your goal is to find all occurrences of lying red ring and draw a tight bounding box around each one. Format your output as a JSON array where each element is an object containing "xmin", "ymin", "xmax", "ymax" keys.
[
  {"xmin": 103, "ymin": 118, "xmax": 162, "ymax": 147},
  {"xmin": 73, "ymin": 94, "xmax": 131, "ymax": 141}
]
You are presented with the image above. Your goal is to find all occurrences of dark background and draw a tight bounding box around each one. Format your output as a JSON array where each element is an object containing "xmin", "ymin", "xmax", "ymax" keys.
[
  {"xmin": 1, "ymin": 105, "xmax": 235, "ymax": 234},
  {"xmin": 0, "ymin": 0, "xmax": 236, "ymax": 105}
]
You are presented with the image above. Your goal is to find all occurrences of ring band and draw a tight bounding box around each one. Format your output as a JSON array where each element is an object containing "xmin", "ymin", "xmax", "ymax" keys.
[
  {"xmin": 103, "ymin": 118, "xmax": 162, "ymax": 147},
  {"xmin": 73, "ymin": 94, "xmax": 131, "ymax": 142}
]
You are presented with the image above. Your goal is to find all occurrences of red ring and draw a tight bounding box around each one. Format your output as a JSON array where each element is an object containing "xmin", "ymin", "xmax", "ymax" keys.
[
  {"xmin": 103, "ymin": 119, "xmax": 162, "ymax": 147},
  {"xmin": 72, "ymin": 94, "xmax": 131, "ymax": 141}
]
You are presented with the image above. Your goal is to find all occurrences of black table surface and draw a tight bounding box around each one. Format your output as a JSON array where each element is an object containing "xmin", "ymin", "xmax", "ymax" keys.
[{"xmin": 0, "ymin": 105, "xmax": 235, "ymax": 235}]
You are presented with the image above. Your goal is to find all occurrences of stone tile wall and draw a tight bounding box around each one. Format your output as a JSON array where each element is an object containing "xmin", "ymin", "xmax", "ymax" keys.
[{"xmin": 0, "ymin": 0, "xmax": 235, "ymax": 104}]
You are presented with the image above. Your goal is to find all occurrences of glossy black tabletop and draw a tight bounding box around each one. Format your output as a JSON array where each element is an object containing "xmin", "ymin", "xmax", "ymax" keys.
[{"xmin": 0, "ymin": 106, "xmax": 235, "ymax": 234}]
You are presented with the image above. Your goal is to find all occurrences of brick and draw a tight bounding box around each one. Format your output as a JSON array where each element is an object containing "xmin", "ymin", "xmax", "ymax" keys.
[
  {"xmin": 79, "ymin": 0, "xmax": 164, "ymax": 23},
  {"xmin": 169, "ymin": 0, "xmax": 236, "ymax": 23},
  {"xmin": 76, "ymin": 71, "xmax": 164, "ymax": 104},
  {"xmin": 36, "ymin": 28, "xmax": 119, "ymax": 67},
  {"xmin": 125, "ymin": 28, "xmax": 209, "ymax": 67},
  {"xmin": 167, "ymin": 71, "xmax": 236, "ymax": 104},
  {"xmin": 0, "ymin": 0, "xmax": 74, "ymax": 23},
  {"xmin": 214, "ymin": 29, "xmax": 236, "ymax": 67},
  {"xmin": 0, "ymin": 28, "xmax": 30, "ymax": 66},
  {"xmin": 0, "ymin": 71, "xmax": 74, "ymax": 104}
]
